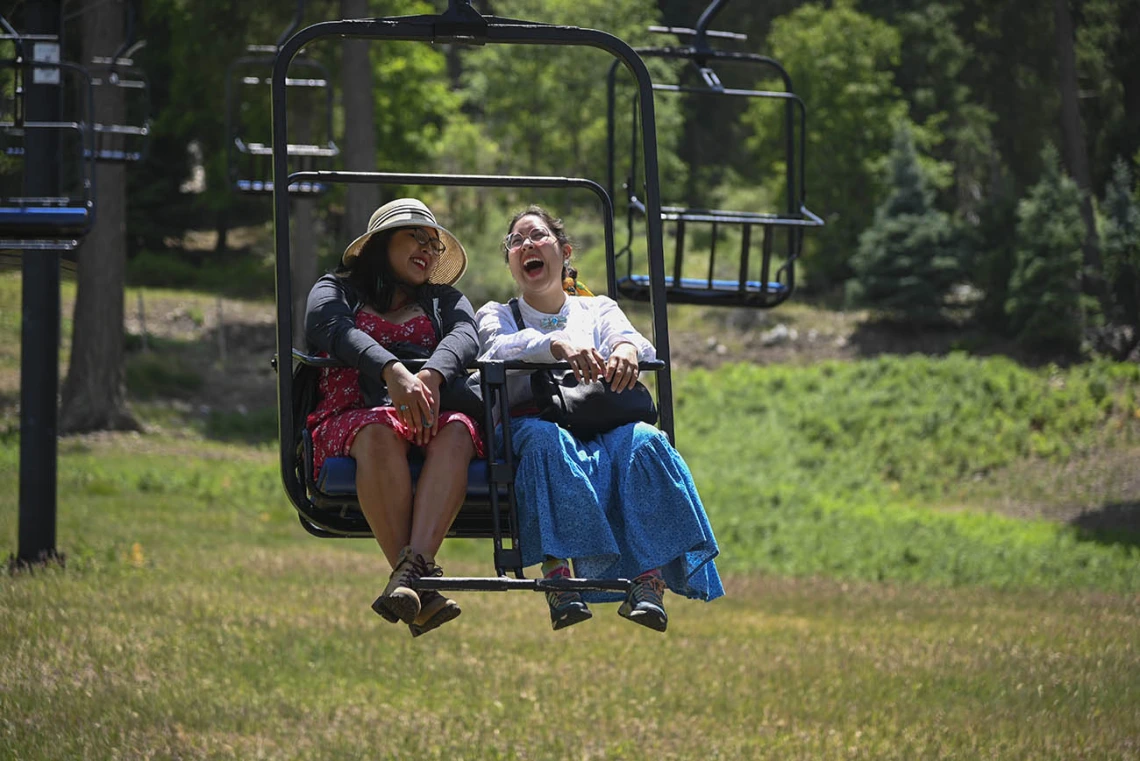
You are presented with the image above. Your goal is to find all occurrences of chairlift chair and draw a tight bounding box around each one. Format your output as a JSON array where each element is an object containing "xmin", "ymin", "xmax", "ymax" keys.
[
  {"xmin": 226, "ymin": 1, "xmax": 338, "ymax": 196},
  {"xmin": 605, "ymin": 0, "xmax": 823, "ymax": 310},
  {"xmin": 271, "ymin": 1, "xmax": 675, "ymax": 597},
  {"xmin": 85, "ymin": 51, "xmax": 151, "ymax": 163},
  {"xmin": 85, "ymin": 1, "xmax": 151, "ymax": 164},
  {"xmin": 0, "ymin": 20, "xmax": 95, "ymax": 253}
]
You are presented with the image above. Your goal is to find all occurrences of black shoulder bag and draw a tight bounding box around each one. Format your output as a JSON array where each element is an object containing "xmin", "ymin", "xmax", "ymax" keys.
[{"xmin": 508, "ymin": 298, "xmax": 657, "ymax": 440}]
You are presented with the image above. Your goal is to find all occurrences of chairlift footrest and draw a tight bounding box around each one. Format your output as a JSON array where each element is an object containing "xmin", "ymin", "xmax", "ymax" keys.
[{"xmin": 414, "ymin": 576, "xmax": 632, "ymax": 593}]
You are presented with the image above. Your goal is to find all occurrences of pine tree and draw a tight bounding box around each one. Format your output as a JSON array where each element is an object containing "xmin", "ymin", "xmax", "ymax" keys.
[
  {"xmin": 1004, "ymin": 145, "xmax": 1085, "ymax": 354},
  {"xmin": 1102, "ymin": 157, "xmax": 1140, "ymax": 352},
  {"xmin": 848, "ymin": 123, "xmax": 962, "ymax": 323}
]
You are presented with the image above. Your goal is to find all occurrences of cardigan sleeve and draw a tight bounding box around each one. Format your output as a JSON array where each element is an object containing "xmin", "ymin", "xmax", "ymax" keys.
[
  {"xmin": 303, "ymin": 274, "xmax": 397, "ymax": 380},
  {"xmin": 422, "ymin": 286, "xmax": 479, "ymax": 382}
]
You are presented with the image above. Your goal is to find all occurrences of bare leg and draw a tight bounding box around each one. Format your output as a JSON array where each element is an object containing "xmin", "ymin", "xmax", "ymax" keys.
[
  {"xmin": 350, "ymin": 423, "xmax": 412, "ymax": 568},
  {"xmin": 409, "ymin": 420, "xmax": 475, "ymax": 557}
]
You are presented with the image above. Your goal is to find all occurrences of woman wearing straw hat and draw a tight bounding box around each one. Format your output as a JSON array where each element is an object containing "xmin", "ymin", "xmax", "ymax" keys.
[{"xmin": 304, "ymin": 198, "xmax": 481, "ymax": 638}]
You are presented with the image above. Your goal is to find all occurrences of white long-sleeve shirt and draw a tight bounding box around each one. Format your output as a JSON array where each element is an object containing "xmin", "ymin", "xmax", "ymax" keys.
[{"xmin": 475, "ymin": 295, "xmax": 656, "ymax": 411}]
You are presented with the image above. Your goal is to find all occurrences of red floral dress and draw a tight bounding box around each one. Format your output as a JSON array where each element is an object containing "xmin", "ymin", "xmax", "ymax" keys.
[{"xmin": 306, "ymin": 310, "xmax": 484, "ymax": 476}]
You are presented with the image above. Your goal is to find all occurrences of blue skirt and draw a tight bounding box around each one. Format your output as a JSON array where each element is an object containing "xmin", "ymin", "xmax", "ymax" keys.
[{"xmin": 499, "ymin": 418, "xmax": 723, "ymax": 603}]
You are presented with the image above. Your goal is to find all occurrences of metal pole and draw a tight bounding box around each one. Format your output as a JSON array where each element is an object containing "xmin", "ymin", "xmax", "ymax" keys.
[{"xmin": 16, "ymin": 0, "xmax": 63, "ymax": 568}]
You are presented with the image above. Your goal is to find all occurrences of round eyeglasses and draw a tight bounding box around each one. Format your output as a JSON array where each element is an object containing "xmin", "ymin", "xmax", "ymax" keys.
[
  {"xmin": 409, "ymin": 227, "xmax": 446, "ymax": 255},
  {"xmin": 504, "ymin": 227, "xmax": 554, "ymax": 252}
]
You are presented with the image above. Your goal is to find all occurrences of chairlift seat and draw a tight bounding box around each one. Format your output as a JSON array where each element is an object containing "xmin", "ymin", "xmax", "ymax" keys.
[
  {"xmin": 240, "ymin": 141, "xmax": 339, "ymax": 158},
  {"xmin": 0, "ymin": 205, "xmax": 91, "ymax": 236},
  {"xmin": 299, "ymin": 429, "xmax": 510, "ymax": 540},
  {"xmin": 235, "ymin": 179, "xmax": 327, "ymax": 195},
  {"xmin": 617, "ymin": 273, "xmax": 788, "ymax": 307},
  {"xmin": 91, "ymin": 149, "xmax": 143, "ymax": 162}
]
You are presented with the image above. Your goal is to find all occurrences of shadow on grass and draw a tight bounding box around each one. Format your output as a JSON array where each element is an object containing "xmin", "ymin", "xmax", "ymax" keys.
[{"xmin": 1070, "ymin": 501, "xmax": 1140, "ymax": 549}]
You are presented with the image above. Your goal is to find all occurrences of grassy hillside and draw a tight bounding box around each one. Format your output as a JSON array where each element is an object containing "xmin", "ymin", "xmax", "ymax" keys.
[{"xmin": 678, "ymin": 355, "xmax": 1140, "ymax": 590}]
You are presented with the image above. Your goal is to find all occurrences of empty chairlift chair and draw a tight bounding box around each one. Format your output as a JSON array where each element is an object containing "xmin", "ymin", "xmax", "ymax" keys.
[
  {"xmin": 85, "ymin": 1, "xmax": 150, "ymax": 164},
  {"xmin": 0, "ymin": 19, "xmax": 95, "ymax": 253},
  {"xmin": 270, "ymin": 2, "xmax": 675, "ymax": 595},
  {"xmin": 226, "ymin": 1, "xmax": 337, "ymax": 197},
  {"xmin": 605, "ymin": 0, "xmax": 822, "ymax": 309}
]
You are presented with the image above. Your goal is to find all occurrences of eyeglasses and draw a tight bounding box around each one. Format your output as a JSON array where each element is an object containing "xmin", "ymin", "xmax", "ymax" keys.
[
  {"xmin": 409, "ymin": 227, "xmax": 446, "ymax": 255},
  {"xmin": 504, "ymin": 227, "xmax": 554, "ymax": 252}
]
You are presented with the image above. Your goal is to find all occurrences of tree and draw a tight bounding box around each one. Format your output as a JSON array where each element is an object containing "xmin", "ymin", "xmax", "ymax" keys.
[
  {"xmin": 59, "ymin": 0, "xmax": 139, "ymax": 433},
  {"xmin": 1054, "ymin": 0, "xmax": 1106, "ymax": 315},
  {"xmin": 461, "ymin": 0, "xmax": 684, "ymax": 187},
  {"xmin": 1005, "ymin": 145, "xmax": 1085, "ymax": 354},
  {"xmin": 340, "ymin": 0, "xmax": 379, "ymax": 247},
  {"xmin": 847, "ymin": 123, "xmax": 962, "ymax": 323},
  {"xmin": 1101, "ymin": 157, "xmax": 1140, "ymax": 357}
]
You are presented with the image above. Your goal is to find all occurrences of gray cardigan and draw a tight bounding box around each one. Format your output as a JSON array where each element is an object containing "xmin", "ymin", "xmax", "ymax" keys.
[{"xmin": 304, "ymin": 273, "xmax": 478, "ymax": 385}]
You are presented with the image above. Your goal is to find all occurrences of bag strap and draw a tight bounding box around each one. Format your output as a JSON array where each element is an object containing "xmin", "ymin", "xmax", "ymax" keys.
[{"xmin": 508, "ymin": 298, "xmax": 526, "ymax": 331}]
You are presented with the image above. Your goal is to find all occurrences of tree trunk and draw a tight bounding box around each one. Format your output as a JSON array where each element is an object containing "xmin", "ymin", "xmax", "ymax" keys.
[
  {"xmin": 340, "ymin": 0, "xmax": 379, "ymax": 245},
  {"xmin": 60, "ymin": 0, "xmax": 139, "ymax": 433},
  {"xmin": 1054, "ymin": 0, "xmax": 1108, "ymax": 312}
]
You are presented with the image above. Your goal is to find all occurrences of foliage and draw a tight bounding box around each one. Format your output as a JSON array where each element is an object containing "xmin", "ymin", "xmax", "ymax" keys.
[
  {"xmin": 124, "ymin": 352, "xmax": 205, "ymax": 401},
  {"xmin": 459, "ymin": 0, "xmax": 686, "ymax": 192},
  {"xmin": 1101, "ymin": 157, "xmax": 1140, "ymax": 333},
  {"xmin": 744, "ymin": 0, "xmax": 910, "ymax": 288},
  {"xmin": 1074, "ymin": 0, "xmax": 1140, "ymax": 192},
  {"xmin": 848, "ymin": 123, "xmax": 963, "ymax": 322},
  {"xmin": 126, "ymin": 248, "xmax": 276, "ymax": 300},
  {"xmin": 967, "ymin": 169, "xmax": 1020, "ymax": 333},
  {"xmin": 1005, "ymin": 145, "xmax": 1086, "ymax": 354}
]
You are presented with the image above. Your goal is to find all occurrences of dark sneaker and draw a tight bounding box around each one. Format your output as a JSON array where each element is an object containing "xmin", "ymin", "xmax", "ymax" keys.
[
  {"xmin": 618, "ymin": 574, "xmax": 668, "ymax": 632},
  {"xmin": 372, "ymin": 546, "xmax": 439, "ymax": 625},
  {"xmin": 408, "ymin": 590, "xmax": 462, "ymax": 638},
  {"xmin": 546, "ymin": 587, "xmax": 593, "ymax": 631}
]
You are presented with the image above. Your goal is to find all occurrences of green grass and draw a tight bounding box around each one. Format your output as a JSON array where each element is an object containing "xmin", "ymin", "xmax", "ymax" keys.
[
  {"xmin": 677, "ymin": 354, "xmax": 1140, "ymax": 591},
  {"xmin": 2, "ymin": 435, "xmax": 1138, "ymax": 760}
]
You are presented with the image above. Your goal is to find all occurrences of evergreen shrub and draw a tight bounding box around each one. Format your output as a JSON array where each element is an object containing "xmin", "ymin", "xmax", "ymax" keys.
[
  {"xmin": 848, "ymin": 124, "xmax": 962, "ymax": 322},
  {"xmin": 1005, "ymin": 145, "xmax": 1085, "ymax": 353}
]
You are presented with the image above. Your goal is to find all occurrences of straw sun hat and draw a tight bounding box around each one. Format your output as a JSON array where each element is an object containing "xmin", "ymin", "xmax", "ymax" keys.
[{"xmin": 341, "ymin": 198, "xmax": 468, "ymax": 286}]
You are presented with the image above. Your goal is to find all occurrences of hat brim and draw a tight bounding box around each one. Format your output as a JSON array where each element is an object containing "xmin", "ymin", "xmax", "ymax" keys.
[{"xmin": 342, "ymin": 221, "xmax": 468, "ymax": 286}]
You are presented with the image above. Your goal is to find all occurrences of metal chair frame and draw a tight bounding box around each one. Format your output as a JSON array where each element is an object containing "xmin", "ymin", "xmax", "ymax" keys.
[
  {"xmin": 0, "ymin": 24, "xmax": 96, "ymax": 252},
  {"xmin": 226, "ymin": 0, "xmax": 338, "ymax": 196},
  {"xmin": 85, "ymin": 53, "xmax": 151, "ymax": 164},
  {"xmin": 271, "ymin": 1, "xmax": 673, "ymax": 594},
  {"xmin": 604, "ymin": 0, "xmax": 822, "ymax": 309},
  {"xmin": 85, "ymin": 0, "xmax": 151, "ymax": 164}
]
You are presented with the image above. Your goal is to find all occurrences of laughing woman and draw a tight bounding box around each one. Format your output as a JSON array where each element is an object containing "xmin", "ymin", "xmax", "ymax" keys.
[
  {"xmin": 304, "ymin": 198, "xmax": 483, "ymax": 637},
  {"xmin": 475, "ymin": 205, "xmax": 723, "ymax": 633}
]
